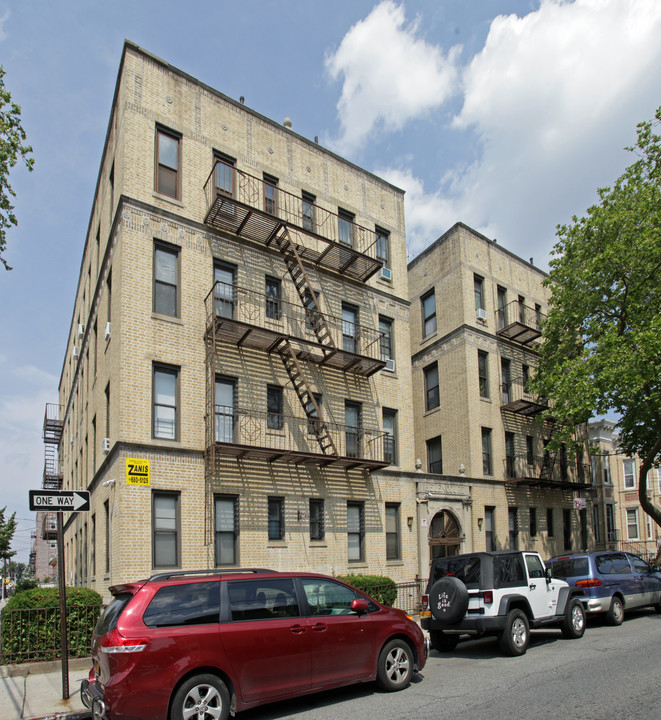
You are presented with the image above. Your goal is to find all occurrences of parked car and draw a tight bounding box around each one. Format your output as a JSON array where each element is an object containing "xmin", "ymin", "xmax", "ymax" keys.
[
  {"xmin": 545, "ymin": 551, "xmax": 661, "ymax": 625},
  {"xmin": 421, "ymin": 550, "xmax": 585, "ymax": 656},
  {"xmin": 81, "ymin": 568, "xmax": 427, "ymax": 720}
]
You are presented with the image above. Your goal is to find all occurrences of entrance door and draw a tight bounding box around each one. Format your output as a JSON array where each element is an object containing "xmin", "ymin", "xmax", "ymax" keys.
[{"xmin": 429, "ymin": 510, "xmax": 461, "ymax": 561}]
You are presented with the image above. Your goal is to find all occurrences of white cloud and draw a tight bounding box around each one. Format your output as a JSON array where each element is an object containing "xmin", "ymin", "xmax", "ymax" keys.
[
  {"xmin": 325, "ymin": 1, "xmax": 460, "ymax": 155},
  {"xmin": 0, "ymin": 9, "xmax": 9, "ymax": 43},
  {"xmin": 378, "ymin": 0, "xmax": 661, "ymax": 264}
]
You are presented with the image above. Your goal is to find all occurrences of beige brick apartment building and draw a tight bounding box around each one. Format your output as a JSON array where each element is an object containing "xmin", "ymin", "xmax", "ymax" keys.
[
  {"xmin": 52, "ymin": 42, "xmax": 421, "ymax": 598},
  {"xmin": 408, "ymin": 223, "xmax": 593, "ymax": 569}
]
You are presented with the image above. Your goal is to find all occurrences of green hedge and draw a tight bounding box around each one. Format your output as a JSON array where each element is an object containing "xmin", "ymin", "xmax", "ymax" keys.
[
  {"xmin": 336, "ymin": 574, "xmax": 398, "ymax": 607},
  {"xmin": 1, "ymin": 587, "xmax": 103, "ymax": 664}
]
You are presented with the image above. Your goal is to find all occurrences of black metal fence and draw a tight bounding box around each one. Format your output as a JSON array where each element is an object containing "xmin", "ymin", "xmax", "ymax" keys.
[{"xmin": 0, "ymin": 604, "xmax": 102, "ymax": 665}]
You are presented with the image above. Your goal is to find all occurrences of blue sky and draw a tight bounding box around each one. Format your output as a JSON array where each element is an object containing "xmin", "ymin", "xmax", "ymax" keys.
[{"xmin": 1, "ymin": 0, "xmax": 660, "ymax": 563}]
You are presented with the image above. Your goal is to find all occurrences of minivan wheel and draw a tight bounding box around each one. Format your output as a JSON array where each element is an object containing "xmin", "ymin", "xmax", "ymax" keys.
[
  {"xmin": 170, "ymin": 673, "xmax": 230, "ymax": 720},
  {"xmin": 376, "ymin": 639, "xmax": 414, "ymax": 691},
  {"xmin": 605, "ymin": 596, "xmax": 624, "ymax": 626},
  {"xmin": 429, "ymin": 630, "xmax": 460, "ymax": 652},
  {"xmin": 561, "ymin": 599, "xmax": 586, "ymax": 639},
  {"xmin": 499, "ymin": 609, "xmax": 529, "ymax": 656}
]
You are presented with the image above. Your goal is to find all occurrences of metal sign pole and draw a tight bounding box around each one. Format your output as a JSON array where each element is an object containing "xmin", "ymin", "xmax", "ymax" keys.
[{"xmin": 57, "ymin": 512, "xmax": 69, "ymax": 700}]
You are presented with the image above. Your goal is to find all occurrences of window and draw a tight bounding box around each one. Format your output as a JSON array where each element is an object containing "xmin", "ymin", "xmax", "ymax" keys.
[
  {"xmin": 563, "ymin": 508, "xmax": 572, "ymax": 550},
  {"xmin": 382, "ymin": 408, "xmax": 397, "ymax": 465},
  {"xmin": 106, "ymin": 269, "xmax": 112, "ymax": 323},
  {"xmin": 508, "ymin": 507, "xmax": 519, "ymax": 550},
  {"xmin": 302, "ymin": 191, "xmax": 315, "ymax": 231},
  {"xmin": 144, "ymin": 582, "xmax": 220, "ymax": 627},
  {"xmin": 152, "ymin": 492, "xmax": 180, "ymax": 568},
  {"xmin": 482, "ymin": 428, "xmax": 493, "ymax": 475},
  {"xmin": 156, "ymin": 128, "xmax": 180, "ymax": 199},
  {"xmin": 518, "ymin": 295, "xmax": 526, "ymax": 323},
  {"xmin": 263, "ymin": 173, "xmax": 278, "ymax": 215},
  {"xmin": 424, "ymin": 362, "xmax": 440, "ymax": 411},
  {"xmin": 304, "ymin": 288, "xmax": 321, "ymax": 330},
  {"xmin": 268, "ymin": 497, "xmax": 284, "ymax": 541},
  {"xmin": 338, "ymin": 208, "xmax": 354, "ymax": 246},
  {"xmin": 427, "ymin": 435, "xmax": 443, "ymax": 474},
  {"xmin": 90, "ymin": 514, "xmax": 96, "ymax": 577},
  {"xmin": 215, "ymin": 495, "xmax": 238, "ymax": 565},
  {"xmin": 547, "ymin": 507, "xmax": 554, "ymax": 538},
  {"xmin": 153, "ymin": 364, "xmax": 178, "ymax": 440},
  {"xmin": 214, "ymin": 262, "xmax": 236, "ymax": 319},
  {"xmin": 606, "ymin": 504, "xmax": 616, "ymax": 541},
  {"xmin": 478, "ymin": 351, "xmax": 489, "ymax": 398},
  {"xmin": 386, "ymin": 503, "xmax": 401, "ymax": 560},
  {"xmin": 228, "ymin": 578, "xmax": 299, "ymax": 621},
  {"xmin": 593, "ymin": 505, "xmax": 601, "ymax": 544},
  {"xmin": 265, "ymin": 276, "xmax": 281, "ymax": 320},
  {"xmin": 526, "ymin": 436, "xmax": 534, "ymax": 466},
  {"xmin": 474, "ymin": 275, "xmax": 485, "ymax": 311},
  {"xmin": 345, "ymin": 401, "xmax": 362, "ymax": 457},
  {"xmin": 347, "ymin": 502, "xmax": 364, "ymax": 562},
  {"xmin": 153, "ymin": 242, "xmax": 179, "ymax": 317},
  {"xmin": 505, "ymin": 432, "xmax": 515, "ymax": 478},
  {"xmin": 529, "ymin": 507, "xmax": 537, "ymax": 537},
  {"xmin": 485, "ymin": 507, "xmax": 495, "ymax": 551},
  {"xmin": 307, "ymin": 392, "xmax": 323, "ymax": 435},
  {"xmin": 215, "ymin": 155, "xmax": 235, "ymax": 197},
  {"xmin": 215, "ymin": 377, "xmax": 236, "ymax": 442},
  {"xmin": 267, "ymin": 385, "xmax": 283, "ymax": 430},
  {"xmin": 105, "ymin": 383, "xmax": 110, "ymax": 440},
  {"xmin": 342, "ymin": 303, "xmax": 359, "ymax": 353},
  {"xmin": 497, "ymin": 286, "xmax": 507, "ymax": 329},
  {"xmin": 627, "ymin": 508, "xmax": 639, "ymax": 540},
  {"xmin": 535, "ymin": 303, "xmax": 542, "ymax": 329},
  {"xmin": 104, "ymin": 499, "xmax": 110, "ymax": 573},
  {"xmin": 421, "ymin": 290, "xmax": 437, "ymax": 337},
  {"xmin": 623, "ymin": 459, "xmax": 636, "ymax": 489},
  {"xmin": 379, "ymin": 316, "xmax": 393, "ymax": 362},
  {"xmin": 522, "ymin": 364, "xmax": 530, "ymax": 391},
  {"xmin": 309, "ymin": 499, "xmax": 324, "ymax": 541},
  {"xmin": 501, "ymin": 358, "xmax": 511, "ymax": 403},
  {"xmin": 302, "ymin": 577, "xmax": 377, "ymax": 616},
  {"xmin": 376, "ymin": 226, "xmax": 390, "ymax": 269}
]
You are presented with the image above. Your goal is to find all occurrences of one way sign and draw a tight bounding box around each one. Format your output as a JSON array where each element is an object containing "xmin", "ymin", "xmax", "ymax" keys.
[{"xmin": 29, "ymin": 490, "xmax": 90, "ymax": 512}]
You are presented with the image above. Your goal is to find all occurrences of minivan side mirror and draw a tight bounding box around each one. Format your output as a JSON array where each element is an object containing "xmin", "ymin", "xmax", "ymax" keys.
[{"xmin": 351, "ymin": 598, "xmax": 369, "ymax": 615}]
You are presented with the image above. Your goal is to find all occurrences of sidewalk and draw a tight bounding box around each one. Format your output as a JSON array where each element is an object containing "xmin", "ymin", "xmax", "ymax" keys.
[{"xmin": 0, "ymin": 658, "xmax": 90, "ymax": 720}]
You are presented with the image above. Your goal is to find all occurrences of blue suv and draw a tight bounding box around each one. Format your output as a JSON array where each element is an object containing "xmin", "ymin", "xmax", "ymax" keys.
[{"xmin": 545, "ymin": 551, "xmax": 661, "ymax": 625}]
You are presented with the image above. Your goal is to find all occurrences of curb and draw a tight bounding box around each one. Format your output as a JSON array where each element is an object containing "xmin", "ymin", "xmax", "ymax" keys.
[{"xmin": 0, "ymin": 658, "xmax": 91, "ymax": 679}]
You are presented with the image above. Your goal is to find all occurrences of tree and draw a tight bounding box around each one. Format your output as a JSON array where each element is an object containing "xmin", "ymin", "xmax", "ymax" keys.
[
  {"xmin": 532, "ymin": 107, "xmax": 661, "ymax": 550},
  {"xmin": 0, "ymin": 65, "xmax": 34, "ymax": 271},
  {"xmin": 0, "ymin": 506, "xmax": 17, "ymax": 600}
]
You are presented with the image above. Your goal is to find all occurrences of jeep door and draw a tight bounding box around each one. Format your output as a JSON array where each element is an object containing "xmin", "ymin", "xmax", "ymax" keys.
[
  {"xmin": 524, "ymin": 553, "xmax": 556, "ymax": 618},
  {"xmin": 220, "ymin": 578, "xmax": 311, "ymax": 704},
  {"xmin": 299, "ymin": 577, "xmax": 376, "ymax": 688}
]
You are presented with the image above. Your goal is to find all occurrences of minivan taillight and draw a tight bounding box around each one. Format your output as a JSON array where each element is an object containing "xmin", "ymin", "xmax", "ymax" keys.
[
  {"xmin": 576, "ymin": 578, "xmax": 602, "ymax": 588},
  {"xmin": 482, "ymin": 590, "xmax": 493, "ymax": 605},
  {"xmin": 100, "ymin": 628, "xmax": 147, "ymax": 654}
]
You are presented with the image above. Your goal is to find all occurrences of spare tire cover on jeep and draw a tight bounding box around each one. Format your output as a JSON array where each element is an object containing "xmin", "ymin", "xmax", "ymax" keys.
[{"xmin": 429, "ymin": 576, "xmax": 469, "ymax": 625}]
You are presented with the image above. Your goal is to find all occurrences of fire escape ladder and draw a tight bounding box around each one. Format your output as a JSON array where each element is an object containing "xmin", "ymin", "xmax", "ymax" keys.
[
  {"xmin": 278, "ymin": 341, "xmax": 338, "ymax": 457},
  {"xmin": 272, "ymin": 228, "xmax": 337, "ymax": 360},
  {"xmin": 539, "ymin": 450, "xmax": 556, "ymax": 483}
]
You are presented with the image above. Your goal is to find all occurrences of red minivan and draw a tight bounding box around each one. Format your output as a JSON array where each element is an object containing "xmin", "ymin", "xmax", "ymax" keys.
[{"xmin": 82, "ymin": 568, "xmax": 427, "ymax": 720}]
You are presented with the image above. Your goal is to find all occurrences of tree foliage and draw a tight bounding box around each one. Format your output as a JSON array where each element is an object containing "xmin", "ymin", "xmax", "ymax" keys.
[
  {"xmin": 0, "ymin": 65, "xmax": 34, "ymax": 271},
  {"xmin": 0, "ymin": 506, "xmax": 17, "ymax": 562},
  {"xmin": 533, "ymin": 106, "xmax": 661, "ymax": 529}
]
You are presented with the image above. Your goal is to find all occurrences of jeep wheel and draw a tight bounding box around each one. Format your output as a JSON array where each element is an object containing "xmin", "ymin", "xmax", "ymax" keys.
[
  {"xmin": 429, "ymin": 630, "xmax": 460, "ymax": 652},
  {"xmin": 561, "ymin": 598, "xmax": 586, "ymax": 639},
  {"xmin": 605, "ymin": 596, "xmax": 624, "ymax": 626},
  {"xmin": 428, "ymin": 576, "xmax": 469, "ymax": 625},
  {"xmin": 170, "ymin": 673, "xmax": 230, "ymax": 720},
  {"xmin": 376, "ymin": 639, "xmax": 414, "ymax": 691},
  {"xmin": 498, "ymin": 609, "xmax": 529, "ymax": 656}
]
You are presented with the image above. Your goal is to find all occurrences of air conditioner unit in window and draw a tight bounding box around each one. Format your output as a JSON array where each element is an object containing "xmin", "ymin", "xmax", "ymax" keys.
[
  {"xmin": 384, "ymin": 358, "xmax": 396, "ymax": 372},
  {"xmin": 476, "ymin": 308, "xmax": 488, "ymax": 321},
  {"xmin": 77, "ymin": 324, "xmax": 85, "ymax": 339},
  {"xmin": 104, "ymin": 322, "xmax": 111, "ymax": 341},
  {"xmin": 380, "ymin": 267, "xmax": 392, "ymax": 281},
  {"xmin": 72, "ymin": 346, "xmax": 80, "ymax": 358},
  {"xmin": 102, "ymin": 437, "xmax": 110, "ymax": 454}
]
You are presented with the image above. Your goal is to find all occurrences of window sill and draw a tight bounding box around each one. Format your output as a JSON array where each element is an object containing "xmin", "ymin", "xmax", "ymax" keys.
[
  {"xmin": 479, "ymin": 397, "xmax": 492, "ymax": 404},
  {"xmin": 267, "ymin": 541, "xmax": 287, "ymax": 548},
  {"xmin": 420, "ymin": 331, "xmax": 438, "ymax": 345},
  {"xmin": 423, "ymin": 406, "xmax": 440, "ymax": 417},
  {"xmin": 152, "ymin": 191, "xmax": 184, "ymax": 208},
  {"xmin": 386, "ymin": 559, "xmax": 404, "ymax": 566},
  {"xmin": 151, "ymin": 312, "xmax": 183, "ymax": 325},
  {"xmin": 309, "ymin": 542, "xmax": 327, "ymax": 547}
]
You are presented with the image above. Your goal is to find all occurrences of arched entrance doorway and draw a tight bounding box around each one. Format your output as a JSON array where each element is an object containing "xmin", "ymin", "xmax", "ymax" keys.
[{"xmin": 429, "ymin": 510, "xmax": 461, "ymax": 562}]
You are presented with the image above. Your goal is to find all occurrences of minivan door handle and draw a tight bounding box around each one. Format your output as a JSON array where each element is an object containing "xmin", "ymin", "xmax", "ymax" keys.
[
  {"xmin": 289, "ymin": 624, "xmax": 306, "ymax": 635},
  {"xmin": 311, "ymin": 623, "xmax": 327, "ymax": 632}
]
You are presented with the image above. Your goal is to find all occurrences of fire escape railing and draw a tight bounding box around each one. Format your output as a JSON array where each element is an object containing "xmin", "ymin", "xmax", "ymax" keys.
[
  {"xmin": 504, "ymin": 454, "xmax": 591, "ymax": 489},
  {"xmin": 500, "ymin": 376, "xmax": 548, "ymax": 416},
  {"xmin": 496, "ymin": 300, "xmax": 545, "ymax": 345}
]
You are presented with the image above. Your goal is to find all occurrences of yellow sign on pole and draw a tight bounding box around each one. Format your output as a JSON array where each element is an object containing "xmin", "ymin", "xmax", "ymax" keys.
[{"xmin": 126, "ymin": 458, "xmax": 150, "ymax": 486}]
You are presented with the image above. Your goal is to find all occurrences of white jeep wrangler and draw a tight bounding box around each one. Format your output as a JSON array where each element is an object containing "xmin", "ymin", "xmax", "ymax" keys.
[{"xmin": 421, "ymin": 550, "xmax": 586, "ymax": 656}]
